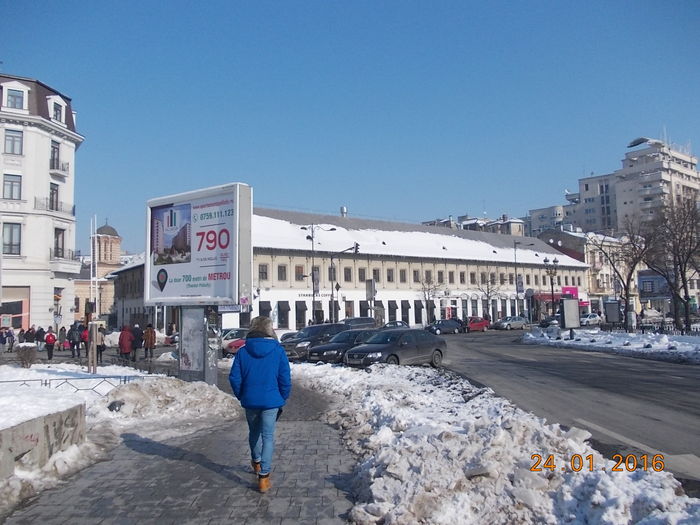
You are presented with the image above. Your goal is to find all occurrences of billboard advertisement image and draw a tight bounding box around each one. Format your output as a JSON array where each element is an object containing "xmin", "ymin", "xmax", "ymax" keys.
[{"xmin": 145, "ymin": 183, "xmax": 252, "ymax": 306}]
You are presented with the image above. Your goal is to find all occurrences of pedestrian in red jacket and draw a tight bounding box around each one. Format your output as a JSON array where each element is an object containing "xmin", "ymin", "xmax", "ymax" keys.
[{"xmin": 118, "ymin": 326, "xmax": 134, "ymax": 365}]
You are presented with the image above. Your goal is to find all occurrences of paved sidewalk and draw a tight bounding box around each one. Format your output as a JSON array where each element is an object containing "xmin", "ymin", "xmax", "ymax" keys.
[{"xmin": 4, "ymin": 375, "xmax": 358, "ymax": 524}]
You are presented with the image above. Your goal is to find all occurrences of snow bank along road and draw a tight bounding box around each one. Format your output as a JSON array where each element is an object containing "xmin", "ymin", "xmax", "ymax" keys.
[{"xmin": 442, "ymin": 330, "xmax": 700, "ymax": 495}]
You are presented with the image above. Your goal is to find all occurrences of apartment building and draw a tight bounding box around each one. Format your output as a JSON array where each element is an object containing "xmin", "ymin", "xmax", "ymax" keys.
[
  {"xmin": 526, "ymin": 138, "xmax": 699, "ymax": 236},
  {"xmin": 0, "ymin": 74, "xmax": 84, "ymax": 329}
]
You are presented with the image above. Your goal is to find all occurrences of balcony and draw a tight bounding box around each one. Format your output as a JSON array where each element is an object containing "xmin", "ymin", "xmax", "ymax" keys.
[
  {"xmin": 50, "ymin": 248, "xmax": 80, "ymax": 261},
  {"xmin": 50, "ymin": 159, "xmax": 70, "ymax": 176},
  {"xmin": 35, "ymin": 197, "xmax": 75, "ymax": 216},
  {"xmin": 49, "ymin": 248, "xmax": 81, "ymax": 275}
]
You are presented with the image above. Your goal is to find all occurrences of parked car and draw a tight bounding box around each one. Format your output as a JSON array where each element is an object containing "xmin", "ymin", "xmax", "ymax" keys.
[
  {"xmin": 493, "ymin": 316, "xmax": 528, "ymax": 330},
  {"xmin": 381, "ymin": 320, "xmax": 410, "ymax": 330},
  {"xmin": 344, "ymin": 328, "xmax": 446, "ymax": 367},
  {"xmin": 539, "ymin": 315, "xmax": 561, "ymax": 328},
  {"xmin": 281, "ymin": 323, "xmax": 350, "ymax": 360},
  {"xmin": 426, "ymin": 319, "xmax": 464, "ymax": 335},
  {"xmin": 280, "ymin": 331, "xmax": 299, "ymax": 342},
  {"xmin": 341, "ymin": 317, "xmax": 377, "ymax": 329},
  {"xmin": 466, "ymin": 317, "xmax": 490, "ymax": 332},
  {"xmin": 579, "ymin": 313, "xmax": 602, "ymax": 326},
  {"xmin": 221, "ymin": 328, "xmax": 250, "ymax": 357},
  {"xmin": 307, "ymin": 329, "xmax": 377, "ymax": 364}
]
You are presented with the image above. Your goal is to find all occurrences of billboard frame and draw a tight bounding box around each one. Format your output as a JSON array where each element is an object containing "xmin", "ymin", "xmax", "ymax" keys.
[{"xmin": 144, "ymin": 183, "xmax": 252, "ymax": 307}]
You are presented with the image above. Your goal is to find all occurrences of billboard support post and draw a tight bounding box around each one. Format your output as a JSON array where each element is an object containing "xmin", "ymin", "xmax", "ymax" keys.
[{"xmin": 145, "ymin": 183, "xmax": 252, "ymax": 384}]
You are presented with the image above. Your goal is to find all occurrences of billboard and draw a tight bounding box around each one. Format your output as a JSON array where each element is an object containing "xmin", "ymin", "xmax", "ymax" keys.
[{"xmin": 145, "ymin": 183, "xmax": 252, "ymax": 306}]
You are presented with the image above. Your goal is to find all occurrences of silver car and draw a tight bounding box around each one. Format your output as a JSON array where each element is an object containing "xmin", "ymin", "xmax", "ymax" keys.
[
  {"xmin": 579, "ymin": 313, "xmax": 602, "ymax": 326},
  {"xmin": 493, "ymin": 316, "xmax": 527, "ymax": 330}
]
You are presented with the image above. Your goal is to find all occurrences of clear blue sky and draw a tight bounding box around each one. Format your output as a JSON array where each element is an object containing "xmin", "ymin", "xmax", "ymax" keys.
[{"xmin": 3, "ymin": 1, "xmax": 699, "ymax": 253}]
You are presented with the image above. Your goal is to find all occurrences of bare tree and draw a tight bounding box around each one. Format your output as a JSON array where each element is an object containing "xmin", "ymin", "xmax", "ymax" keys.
[
  {"xmin": 644, "ymin": 199, "xmax": 700, "ymax": 330},
  {"xmin": 586, "ymin": 215, "xmax": 657, "ymax": 332},
  {"xmin": 418, "ymin": 275, "xmax": 441, "ymax": 323},
  {"xmin": 474, "ymin": 266, "xmax": 503, "ymax": 320}
]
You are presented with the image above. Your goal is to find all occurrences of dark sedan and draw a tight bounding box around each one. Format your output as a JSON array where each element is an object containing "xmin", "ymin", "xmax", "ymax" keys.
[
  {"xmin": 281, "ymin": 323, "xmax": 349, "ymax": 360},
  {"xmin": 344, "ymin": 328, "xmax": 446, "ymax": 368},
  {"xmin": 426, "ymin": 319, "xmax": 464, "ymax": 335},
  {"xmin": 307, "ymin": 329, "xmax": 377, "ymax": 364}
]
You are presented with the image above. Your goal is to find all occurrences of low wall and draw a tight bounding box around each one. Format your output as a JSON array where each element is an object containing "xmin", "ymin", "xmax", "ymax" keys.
[{"xmin": 0, "ymin": 403, "xmax": 85, "ymax": 479}]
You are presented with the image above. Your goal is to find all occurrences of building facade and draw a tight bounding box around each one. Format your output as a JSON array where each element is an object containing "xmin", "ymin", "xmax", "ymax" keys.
[
  {"xmin": 110, "ymin": 209, "xmax": 589, "ymax": 332},
  {"xmin": 0, "ymin": 74, "xmax": 84, "ymax": 330},
  {"xmin": 525, "ymin": 138, "xmax": 699, "ymax": 236}
]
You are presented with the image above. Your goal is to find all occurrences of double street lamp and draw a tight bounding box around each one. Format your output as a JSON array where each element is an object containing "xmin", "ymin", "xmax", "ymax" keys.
[
  {"xmin": 301, "ymin": 224, "xmax": 336, "ymax": 323},
  {"xmin": 543, "ymin": 257, "xmax": 559, "ymax": 316}
]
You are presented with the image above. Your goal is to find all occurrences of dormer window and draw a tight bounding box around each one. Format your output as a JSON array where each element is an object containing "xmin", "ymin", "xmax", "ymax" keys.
[
  {"xmin": 46, "ymin": 95, "xmax": 67, "ymax": 125},
  {"xmin": 53, "ymin": 102, "xmax": 63, "ymax": 122},
  {"xmin": 1, "ymin": 81, "xmax": 30, "ymax": 112},
  {"xmin": 7, "ymin": 89, "xmax": 24, "ymax": 109}
]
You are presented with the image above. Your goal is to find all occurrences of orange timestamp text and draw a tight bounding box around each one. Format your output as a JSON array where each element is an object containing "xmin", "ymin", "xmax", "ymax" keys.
[{"xmin": 530, "ymin": 453, "xmax": 665, "ymax": 472}]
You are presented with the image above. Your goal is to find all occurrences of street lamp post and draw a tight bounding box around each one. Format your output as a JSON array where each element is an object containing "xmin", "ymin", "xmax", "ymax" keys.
[
  {"xmin": 513, "ymin": 241, "xmax": 534, "ymax": 316},
  {"xmin": 543, "ymin": 257, "xmax": 559, "ymax": 316},
  {"xmin": 301, "ymin": 224, "xmax": 336, "ymax": 324},
  {"xmin": 329, "ymin": 243, "xmax": 359, "ymax": 323}
]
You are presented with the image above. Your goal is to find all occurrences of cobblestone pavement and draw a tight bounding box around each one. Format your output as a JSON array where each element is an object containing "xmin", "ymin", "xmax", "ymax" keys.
[{"xmin": 3, "ymin": 350, "xmax": 358, "ymax": 524}]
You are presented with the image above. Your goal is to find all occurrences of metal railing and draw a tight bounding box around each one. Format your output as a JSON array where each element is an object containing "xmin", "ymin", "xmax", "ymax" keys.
[
  {"xmin": 49, "ymin": 248, "xmax": 80, "ymax": 261},
  {"xmin": 34, "ymin": 197, "xmax": 75, "ymax": 216},
  {"xmin": 0, "ymin": 375, "xmax": 161, "ymax": 397},
  {"xmin": 49, "ymin": 159, "xmax": 70, "ymax": 173},
  {"xmin": 599, "ymin": 322, "xmax": 700, "ymax": 337}
]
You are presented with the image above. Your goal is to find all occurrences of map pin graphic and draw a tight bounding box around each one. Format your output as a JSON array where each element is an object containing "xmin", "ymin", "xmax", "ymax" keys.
[{"xmin": 157, "ymin": 269, "xmax": 168, "ymax": 291}]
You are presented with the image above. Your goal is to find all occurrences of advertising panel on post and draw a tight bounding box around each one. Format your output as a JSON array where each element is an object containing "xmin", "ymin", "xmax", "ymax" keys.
[{"xmin": 144, "ymin": 183, "xmax": 253, "ymax": 307}]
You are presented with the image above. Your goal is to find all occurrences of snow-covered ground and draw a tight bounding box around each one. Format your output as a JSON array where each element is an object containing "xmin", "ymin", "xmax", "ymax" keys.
[
  {"xmin": 525, "ymin": 326, "xmax": 700, "ymax": 364},
  {"xmin": 292, "ymin": 363, "xmax": 700, "ymax": 524},
  {"xmin": 0, "ymin": 363, "xmax": 240, "ymax": 518},
  {"xmin": 1, "ymin": 360, "xmax": 698, "ymax": 523}
]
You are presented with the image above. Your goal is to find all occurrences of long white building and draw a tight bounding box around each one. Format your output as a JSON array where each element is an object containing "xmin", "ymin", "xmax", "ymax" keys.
[{"xmin": 0, "ymin": 74, "xmax": 84, "ymax": 329}]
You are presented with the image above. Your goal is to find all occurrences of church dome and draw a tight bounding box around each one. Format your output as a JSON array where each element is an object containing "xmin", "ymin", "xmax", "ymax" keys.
[{"xmin": 96, "ymin": 224, "xmax": 119, "ymax": 237}]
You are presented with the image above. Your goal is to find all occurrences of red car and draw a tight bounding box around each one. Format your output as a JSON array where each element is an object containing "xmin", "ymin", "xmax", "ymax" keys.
[
  {"xmin": 221, "ymin": 328, "xmax": 249, "ymax": 357},
  {"xmin": 467, "ymin": 317, "xmax": 489, "ymax": 332}
]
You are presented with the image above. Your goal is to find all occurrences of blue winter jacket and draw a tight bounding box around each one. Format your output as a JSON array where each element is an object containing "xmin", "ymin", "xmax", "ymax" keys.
[{"xmin": 229, "ymin": 337, "xmax": 291, "ymax": 410}]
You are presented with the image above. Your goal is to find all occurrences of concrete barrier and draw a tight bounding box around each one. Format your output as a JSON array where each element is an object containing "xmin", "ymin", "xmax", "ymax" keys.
[{"xmin": 0, "ymin": 403, "xmax": 85, "ymax": 479}]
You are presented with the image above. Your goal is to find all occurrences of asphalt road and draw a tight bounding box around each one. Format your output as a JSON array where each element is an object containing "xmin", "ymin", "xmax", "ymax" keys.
[{"xmin": 441, "ymin": 329, "xmax": 700, "ymax": 494}]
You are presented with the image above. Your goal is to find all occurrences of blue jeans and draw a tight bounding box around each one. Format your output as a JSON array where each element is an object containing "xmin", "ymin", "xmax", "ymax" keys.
[{"xmin": 245, "ymin": 408, "xmax": 280, "ymax": 475}]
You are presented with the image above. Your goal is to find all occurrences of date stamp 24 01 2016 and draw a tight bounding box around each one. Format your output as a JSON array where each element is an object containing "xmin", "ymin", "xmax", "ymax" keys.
[{"xmin": 530, "ymin": 453, "xmax": 665, "ymax": 473}]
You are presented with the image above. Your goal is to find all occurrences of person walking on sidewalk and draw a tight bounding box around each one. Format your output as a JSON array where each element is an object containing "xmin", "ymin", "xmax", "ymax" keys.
[
  {"xmin": 68, "ymin": 324, "xmax": 82, "ymax": 357},
  {"xmin": 58, "ymin": 326, "xmax": 66, "ymax": 352},
  {"xmin": 229, "ymin": 316, "xmax": 291, "ymax": 493},
  {"xmin": 118, "ymin": 325, "xmax": 134, "ymax": 365},
  {"xmin": 131, "ymin": 324, "xmax": 143, "ymax": 362},
  {"xmin": 96, "ymin": 326, "xmax": 106, "ymax": 365},
  {"xmin": 143, "ymin": 323, "xmax": 156, "ymax": 362},
  {"xmin": 44, "ymin": 327, "xmax": 57, "ymax": 360}
]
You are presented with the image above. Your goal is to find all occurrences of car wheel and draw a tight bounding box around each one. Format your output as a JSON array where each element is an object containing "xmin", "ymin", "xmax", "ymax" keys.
[
  {"xmin": 506, "ymin": 324, "xmax": 511, "ymax": 330},
  {"xmin": 435, "ymin": 329, "xmax": 441, "ymax": 335},
  {"xmin": 454, "ymin": 328, "xmax": 459, "ymax": 334},
  {"xmin": 430, "ymin": 350, "xmax": 443, "ymax": 368},
  {"xmin": 386, "ymin": 355, "xmax": 399, "ymax": 365},
  {"xmin": 483, "ymin": 326, "xmax": 488, "ymax": 331}
]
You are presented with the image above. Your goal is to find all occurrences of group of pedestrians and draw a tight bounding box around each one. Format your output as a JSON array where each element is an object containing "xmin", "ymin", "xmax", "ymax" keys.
[
  {"xmin": 118, "ymin": 323, "xmax": 156, "ymax": 364},
  {"xmin": 0, "ymin": 327, "xmax": 16, "ymax": 352}
]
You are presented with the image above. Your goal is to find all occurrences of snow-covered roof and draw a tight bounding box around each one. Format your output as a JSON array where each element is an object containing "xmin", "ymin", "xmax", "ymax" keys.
[
  {"xmin": 254, "ymin": 208, "xmax": 587, "ymax": 268},
  {"xmin": 106, "ymin": 252, "xmax": 146, "ymax": 277}
]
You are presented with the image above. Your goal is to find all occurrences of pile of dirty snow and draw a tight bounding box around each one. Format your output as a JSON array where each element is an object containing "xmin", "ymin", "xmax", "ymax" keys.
[{"xmin": 292, "ymin": 363, "xmax": 700, "ymax": 524}]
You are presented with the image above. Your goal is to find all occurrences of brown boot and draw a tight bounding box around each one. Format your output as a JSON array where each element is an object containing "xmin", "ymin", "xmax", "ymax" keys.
[
  {"xmin": 251, "ymin": 461, "xmax": 261, "ymax": 474},
  {"xmin": 258, "ymin": 473, "xmax": 271, "ymax": 493}
]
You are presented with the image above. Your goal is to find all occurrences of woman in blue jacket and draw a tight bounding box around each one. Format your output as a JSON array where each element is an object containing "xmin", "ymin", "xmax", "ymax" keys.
[{"xmin": 229, "ymin": 316, "xmax": 291, "ymax": 492}]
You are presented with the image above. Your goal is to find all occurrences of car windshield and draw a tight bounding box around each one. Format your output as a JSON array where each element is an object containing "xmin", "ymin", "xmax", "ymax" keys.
[
  {"xmin": 329, "ymin": 331, "xmax": 356, "ymax": 343},
  {"xmin": 224, "ymin": 329, "xmax": 247, "ymax": 339},
  {"xmin": 297, "ymin": 326, "xmax": 326, "ymax": 338},
  {"xmin": 365, "ymin": 331, "xmax": 404, "ymax": 344}
]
